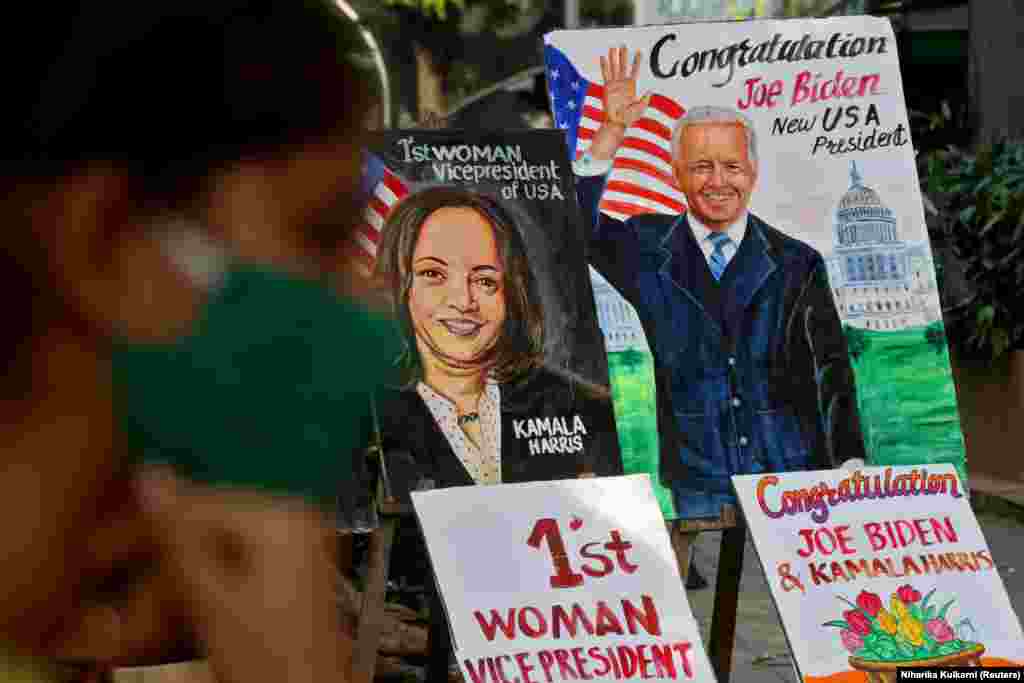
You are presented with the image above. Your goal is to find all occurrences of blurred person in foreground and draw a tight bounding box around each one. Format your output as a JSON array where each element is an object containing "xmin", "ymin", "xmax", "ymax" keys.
[{"xmin": 1, "ymin": 2, "xmax": 397, "ymax": 681}]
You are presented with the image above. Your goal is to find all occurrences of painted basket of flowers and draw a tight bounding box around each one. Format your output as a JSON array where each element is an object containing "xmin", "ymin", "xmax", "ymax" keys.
[{"xmin": 825, "ymin": 585, "xmax": 984, "ymax": 683}]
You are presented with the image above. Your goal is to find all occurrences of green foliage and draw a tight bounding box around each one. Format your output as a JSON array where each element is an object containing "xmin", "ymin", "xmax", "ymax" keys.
[
  {"xmin": 384, "ymin": 0, "xmax": 465, "ymax": 20},
  {"xmin": 927, "ymin": 141, "xmax": 1024, "ymax": 359}
]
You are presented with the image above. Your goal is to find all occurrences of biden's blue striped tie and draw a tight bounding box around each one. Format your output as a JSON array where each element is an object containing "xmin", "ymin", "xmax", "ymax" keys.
[{"xmin": 707, "ymin": 232, "xmax": 732, "ymax": 281}]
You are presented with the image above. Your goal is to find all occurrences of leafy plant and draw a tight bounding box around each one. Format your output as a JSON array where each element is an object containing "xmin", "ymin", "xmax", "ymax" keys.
[{"xmin": 926, "ymin": 141, "xmax": 1024, "ymax": 359}]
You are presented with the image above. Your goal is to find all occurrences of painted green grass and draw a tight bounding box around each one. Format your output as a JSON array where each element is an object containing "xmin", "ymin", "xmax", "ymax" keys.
[
  {"xmin": 604, "ymin": 324, "xmax": 967, "ymax": 519},
  {"xmin": 848, "ymin": 324, "xmax": 968, "ymax": 485},
  {"xmin": 606, "ymin": 351, "xmax": 677, "ymax": 518}
]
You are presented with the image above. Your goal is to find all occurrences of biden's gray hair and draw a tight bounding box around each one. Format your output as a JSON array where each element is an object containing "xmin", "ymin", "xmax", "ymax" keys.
[{"xmin": 671, "ymin": 106, "xmax": 758, "ymax": 167}]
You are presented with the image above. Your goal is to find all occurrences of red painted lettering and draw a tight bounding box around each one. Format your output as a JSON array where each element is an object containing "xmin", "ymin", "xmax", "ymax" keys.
[
  {"xmin": 594, "ymin": 601, "xmax": 625, "ymax": 636},
  {"xmin": 809, "ymin": 562, "xmax": 832, "ymax": 585},
  {"xmin": 616, "ymin": 646, "xmax": 638, "ymax": 678},
  {"xmin": 835, "ymin": 525, "xmax": 856, "ymax": 555},
  {"xmin": 637, "ymin": 645, "xmax": 653, "ymax": 679},
  {"xmin": 587, "ymin": 647, "xmax": 611, "ymax": 678},
  {"xmin": 464, "ymin": 657, "xmax": 490, "ymax": 683},
  {"xmin": 863, "ymin": 522, "xmax": 887, "ymax": 551},
  {"xmin": 672, "ymin": 642, "xmax": 694, "ymax": 679},
  {"xmin": 932, "ymin": 517, "xmax": 958, "ymax": 543},
  {"xmin": 515, "ymin": 652, "xmax": 538, "ymax": 683},
  {"xmin": 518, "ymin": 607, "xmax": 547, "ymax": 638},
  {"xmin": 571, "ymin": 648, "xmax": 592, "ymax": 681},
  {"xmin": 537, "ymin": 650, "xmax": 556, "ymax": 683},
  {"xmin": 552, "ymin": 604, "xmax": 595, "ymax": 639},
  {"xmin": 554, "ymin": 649, "xmax": 579, "ymax": 680},
  {"xmin": 650, "ymin": 644, "xmax": 678, "ymax": 679},
  {"xmin": 475, "ymin": 609, "xmax": 516, "ymax": 641},
  {"xmin": 622, "ymin": 595, "xmax": 662, "ymax": 636},
  {"xmin": 580, "ymin": 543, "xmax": 614, "ymax": 578}
]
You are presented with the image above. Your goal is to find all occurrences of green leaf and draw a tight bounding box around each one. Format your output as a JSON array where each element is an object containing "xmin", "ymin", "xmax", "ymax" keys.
[
  {"xmin": 961, "ymin": 205, "xmax": 977, "ymax": 224},
  {"xmin": 925, "ymin": 606, "xmax": 936, "ymax": 620},
  {"xmin": 909, "ymin": 604, "xmax": 924, "ymax": 621},
  {"xmin": 822, "ymin": 620, "xmax": 851, "ymax": 629},
  {"xmin": 921, "ymin": 588, "xmax": 937, "ymax": 611},
  {"xmin": 938, "ymin": 599, "xmax": 956, "ymax": 620}
]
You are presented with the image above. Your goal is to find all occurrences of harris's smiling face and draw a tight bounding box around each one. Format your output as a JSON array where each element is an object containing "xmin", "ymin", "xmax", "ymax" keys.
[{"xmin": 407, "ymin": 206, "xmax": 506, "ymax": 369}]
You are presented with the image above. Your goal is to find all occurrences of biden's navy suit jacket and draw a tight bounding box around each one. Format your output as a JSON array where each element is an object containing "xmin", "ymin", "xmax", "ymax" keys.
[{"xmin": 576, "ymin": 172, "xmax": 866, "ymax": 517}]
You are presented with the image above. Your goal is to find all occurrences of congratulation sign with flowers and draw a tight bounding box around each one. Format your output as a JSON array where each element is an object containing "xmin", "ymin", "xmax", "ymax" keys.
[{"xmin": 733, "ymin": 465, "xmax": 1024, "ymax": 682}]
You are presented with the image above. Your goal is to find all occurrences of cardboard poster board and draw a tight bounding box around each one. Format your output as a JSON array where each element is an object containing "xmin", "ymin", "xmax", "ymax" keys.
[
  {"xmin": 733, "ymin": 465, "xmax": 1024, "ymax": 681},
  {"xmin": 544, "ymin": 16, "xmax": 967, "ymax": 522},
  {"xmin": 343, "ymin": 130, "xmax": 624, "ymax": 504},
  {"xmin": 410, "ymin": 474, "xmax": 716, "ymax": 682}
]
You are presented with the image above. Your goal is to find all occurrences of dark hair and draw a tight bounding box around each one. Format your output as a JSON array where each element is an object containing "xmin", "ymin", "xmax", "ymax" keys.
[
  {"xmin": 373, "ymin": 187, "xmax": 546, "ymax": 385},
  {"xmin": 2, "ymin": 0, "xmax": 370, "ymax": 396}
]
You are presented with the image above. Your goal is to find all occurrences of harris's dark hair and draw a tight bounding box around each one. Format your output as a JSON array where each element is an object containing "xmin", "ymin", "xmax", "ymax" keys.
[{"xmin": 373, "ymin": 187, "xmax": 545, "ymax": 385}]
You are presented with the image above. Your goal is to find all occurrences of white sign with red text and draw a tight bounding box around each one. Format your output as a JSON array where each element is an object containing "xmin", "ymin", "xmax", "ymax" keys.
[
  {"xmin": 733, "ymin": 465, "xmax": 1024, "ymax": 682},
  {"xmin": 411, "ymin": 475, "xmax": 715, "ymax": 682}
]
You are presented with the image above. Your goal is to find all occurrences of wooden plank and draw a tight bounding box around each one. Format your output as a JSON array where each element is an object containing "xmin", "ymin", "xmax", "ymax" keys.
[
  {"xmin": 668, "ymin": 523, "xmax": 693, "ymax": 581},
  {"xmin": 350, "ymin": 517, "xmax": 398, "ymax": 683}
]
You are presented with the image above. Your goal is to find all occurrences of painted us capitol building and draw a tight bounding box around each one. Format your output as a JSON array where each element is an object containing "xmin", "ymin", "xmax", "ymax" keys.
[{"xmin": 824, "ymin": 161, "xmax": 941, "ymax": 331}]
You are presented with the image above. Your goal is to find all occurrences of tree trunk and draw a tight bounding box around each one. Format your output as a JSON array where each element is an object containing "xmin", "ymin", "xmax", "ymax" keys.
[
  {"xmin": 414, "ymin": 44, "xmax": 448, "ymax": 123},
  {"xmin": 968, "ymin": 0, "xmax": 1024, "ymax": 144}
]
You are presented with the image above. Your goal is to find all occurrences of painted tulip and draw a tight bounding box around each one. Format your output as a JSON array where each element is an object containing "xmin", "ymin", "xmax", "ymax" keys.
[
  {"xmin": 897, "ymin": 584, "xmax": 922, "ymax": 603},
  {"xmin": 856, "ymin": 590, "xmax": 883, "ymax": 616},
  {"xmin": 877, "ymin": 608, "xmax": 898, "ymax": 635},
  {"xmin": 898, "ymin": 616, "xmax": 926, "ymax": 647},
  {"xmin": 926, "ymin": 618, "xmax": 955, "ymax": 643},
  {"xmin": 890, "ymin": 595, "xmax": 910, "ymax": 621},
  {"xmin": 841, "ymin": 629, "xmax": 864, "ymax": 653},
  {"xmin": 844, "ymin": 609, "xmax": 872, "ymax": 636}
]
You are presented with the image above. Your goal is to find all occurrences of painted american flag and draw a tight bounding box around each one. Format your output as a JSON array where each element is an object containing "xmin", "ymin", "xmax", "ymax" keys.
[
  {"xmin": 350, "ymin": 151, "xmax": 410, "ymax": 275},
  {"xmin": 544, "ymin": 45, "xmax": 687, "ymax": 222}
]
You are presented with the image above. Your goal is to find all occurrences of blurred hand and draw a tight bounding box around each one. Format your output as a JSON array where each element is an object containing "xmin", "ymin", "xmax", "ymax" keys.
[{"xmin": 137, "ymin": 467, "xmax": 351, "ymax": 683}]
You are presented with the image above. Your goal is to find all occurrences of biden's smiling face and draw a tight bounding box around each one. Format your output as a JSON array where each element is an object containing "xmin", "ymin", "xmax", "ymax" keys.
[{"xmin": 674, "ymin": 122, "xmax": 758, "ymax": 232}]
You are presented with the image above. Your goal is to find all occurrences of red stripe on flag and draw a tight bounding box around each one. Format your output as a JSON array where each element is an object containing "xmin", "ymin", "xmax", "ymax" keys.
[
  {"xmin": 588, "ymin": 83, "xmax": 604, "ymax": 99},
  {"xmin": 582, "ymin": 105, "xmax": 604, "ymax": 122},
  {"xmin": 621, "ymin": 136, "xmax": 673, "ymax": 166},
  {"xmin": 356, "ymin": 221, "xmax": 380, "ymax": 244},
  {"xmin": 612, "ymin": 157, "xmax": 681, "ymax": 190},
  {"xmin": 368, "ymin": 197, "xmax": 390, "ymax": 221},
  {"xmin": 599, "ymin": 198, "xmax": 678, "ymax": 217},
  {"xmin": 344, "ymin": 239, "xmax": 377, "ymax": 274},
  {"xmin": 604, "ymin": 181, "xmax": 685, "ymax": 213},
  {"xmin": 577, "ymin": 127, "xmax": 595, "ymax": 141},
  {"xmin": 633, "ymin": 117, "xmax": 672, "ymax": 141},
  {"xmin": 382, "ymin": 172, "xmax": 408, "ymax": 200},
  {"xmin": 650, "ymin": 94, "xmax": 685, "ymax": 119}
]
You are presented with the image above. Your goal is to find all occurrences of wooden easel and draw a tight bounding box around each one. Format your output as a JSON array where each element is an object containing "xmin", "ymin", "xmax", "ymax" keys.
[
  {"xmin": 668, "ymin": 505, "xmax": 747, "ymax": 683},
  {"xmin": 347, "ymin": 430, "xmax": 416, "ymax": 683}
]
